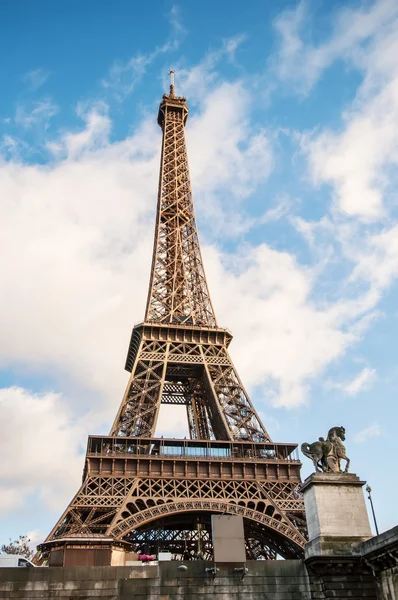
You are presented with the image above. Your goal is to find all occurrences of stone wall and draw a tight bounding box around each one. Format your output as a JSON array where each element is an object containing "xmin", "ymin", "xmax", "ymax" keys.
[
  {"xmin": 0, "ymin": 561, "xmax": 311, "ymax": 600},
  {"xmin": 360, "ymin": 527, "xmax": 398, "ymax": 600},
  {"xmin": 0, "ymin": 564, "xmax": 157, "ymax": 600},
  {"xmin": 120, "ymin": 560, "xmax": 311, "ymax": 600},
  {"xmin": 306, "ymin": 556, "xmax": 377, "ymax": 599},
  {"xmin": 2, "ymin": 527, "xmax": 398, "ymax": 600},
  {"xmin": 376, "ymin": 568, "xmax": 398, "ymax": 600}
]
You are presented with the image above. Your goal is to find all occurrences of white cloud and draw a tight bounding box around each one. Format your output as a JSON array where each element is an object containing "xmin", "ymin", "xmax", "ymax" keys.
[
  {"xmin": 0, "ymin": 116, "xmax": 159, "ymax": 419},
  {"xmin": 172, "ymin": 35, "xmax": 247, "ymax": 102},
  {"xmin": 303, "ymin": 79, "xmax": 398, "ymax": 219},
  {"xmin": 259, "ymin": 194, "xmax": 292, "ymax": 224},
  {"xmin": 272, "ymin": 0, "xmax": 398, "ymax": 95},
  {"xmin": 26, "ymin": 531, "xmax": 45, "ymax": 552},
  {"xmin": 351, "ymin": 224, "xmax": 398, "ymax": 290},
  {"xmin": 0, "ymin": 387, "xmax": 85, "ymax": 514},
  {"xmin": 273, "ymin": 0, "xmax": 398, "ymax": 221},
  {"xmin": 102, "ymin": 5, "xmax": 186, "ymax": 101},
  {"xmin": 345, "ymin": 367, "xmax": 376, "ymax": 395},
  {"xmin": 168, "ymin": 5, "xmax": 187, "ymax": 41},
  {"xmin": 330, "ymin": 367, "xmax": 377, "ymax": 396},
  {"xmin": 53, "ymin": 102, "xmax": 112, "ymax": 159},
  {"xmin": 354, "ymin": 422, "xmax": 381, "ymax": 443},
  {"xmin": 206, "ymin": 243, "xmax": 369, "ymax": 408},
  {"xmin": 190, "ymin": 82, "xmax": 272, "ymax": 196},
  {"xmin": 0, "ymin": 489, "xmax": 23, "ymax": 514},
  {"xmin": 22, "ymin": 68, "xmax": 50, "ymax": 91},
  {"xmin": 222, "ymin": 34, "xmax": 247, "ymax": 63},
  {"xmin": 156, "ymin": 405, "xmax": 189, "ymax": 438},
  {"xmin": 102, "ymin": 54, "xmax": 154, "ymax": 101},
  {"xmin": 165, "ymin": 46, "xmax": 277, "ymax": 237},
  {"xmin": 272, "ymin": 1, "xmax": 308, "ymax": 90},
  {"xmin": 0, "ymin": 134, "xmax": 30, "ymax": 160},
  {"xmin": 293, "ymin": 214, "xmax": 398, "ymax": 316},
  {"xmin": 14, "ymin": 98, "xmax": 58, "ymax": 130}
]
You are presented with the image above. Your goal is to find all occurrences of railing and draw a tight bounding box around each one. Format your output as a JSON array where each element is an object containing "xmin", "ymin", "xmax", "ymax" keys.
[{"xmin": 86, "ymin": 436, "xmax": 300, "ymax": 463}]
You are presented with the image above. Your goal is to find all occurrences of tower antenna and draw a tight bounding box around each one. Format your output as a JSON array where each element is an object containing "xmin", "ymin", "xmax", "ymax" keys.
[{"xmin": 169, "ymin": 69, "xmax": 175, "ymax": 96}]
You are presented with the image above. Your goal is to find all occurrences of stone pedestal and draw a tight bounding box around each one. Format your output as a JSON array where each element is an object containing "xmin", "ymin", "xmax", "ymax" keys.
[{"xmin": 301, "ymin": 472, "xmax": 372, "ymax": 558}]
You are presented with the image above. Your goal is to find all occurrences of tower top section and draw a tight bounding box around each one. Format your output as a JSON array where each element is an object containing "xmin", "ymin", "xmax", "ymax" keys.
[
  {"xmin": 157, "ymin": 70, "xmax": 188, "ymax": 129},
  {"xmin": 146, "ymin": 73, "xmax": 217, "ymax": 327}
]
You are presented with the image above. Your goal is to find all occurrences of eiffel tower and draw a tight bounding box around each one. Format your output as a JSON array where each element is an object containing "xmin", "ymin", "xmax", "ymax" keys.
[{"xmin": 37, "ymin": 73, "xmax": 306, "ymax": 566}]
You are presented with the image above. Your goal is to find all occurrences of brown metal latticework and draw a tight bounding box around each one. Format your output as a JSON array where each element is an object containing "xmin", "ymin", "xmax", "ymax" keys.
[{"xmin": 38, "ymin": 77, "xmax": 306, "ymax": 563}]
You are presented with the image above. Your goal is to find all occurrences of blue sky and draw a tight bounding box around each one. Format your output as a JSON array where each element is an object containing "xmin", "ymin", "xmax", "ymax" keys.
[{"xmin": 1, "ymin": 0, "xmax": 397, "ymax": 548}]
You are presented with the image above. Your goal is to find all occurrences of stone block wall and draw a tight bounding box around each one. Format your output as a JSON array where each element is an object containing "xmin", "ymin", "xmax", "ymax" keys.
[
  {"xmin": 306, "ymin": 556, "xmax": 377, "ymax": 599},
  {"xmin": 360, "ymin": 527, "xmax": 398, "ymax": 600},
  {"xmin": 2, "ymin": 526, "xmax": 398, "ymax": 600},
  {"xmin": 0, "ymin": 564, "xmax": 157, "ymax": 600},
  {"xmin": 376, "ymin": 567, "xmax": 398, "ymax": 600},
  {"xmin": 119, "ymin": 560, "xmax": 311, "ymax": 600},
  {"xmin": 0, "ymin": 561, "xmax": 312, "ymax": 600}
]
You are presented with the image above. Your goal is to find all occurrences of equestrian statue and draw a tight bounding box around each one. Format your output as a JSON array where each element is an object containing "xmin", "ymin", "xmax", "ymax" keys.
[{"xmin": 301, "ymin": 426, "xmax": 350, "ymax": 473}]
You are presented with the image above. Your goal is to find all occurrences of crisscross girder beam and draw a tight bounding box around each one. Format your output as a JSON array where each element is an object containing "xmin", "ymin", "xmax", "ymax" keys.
[{"xmin": 111, "ymin": 333, "xmax": 271, "ymax": 442}]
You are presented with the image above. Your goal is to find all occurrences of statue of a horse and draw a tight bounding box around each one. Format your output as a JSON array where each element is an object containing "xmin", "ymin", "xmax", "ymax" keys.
[
  {"xmin": 301, "ymin": 437, "xmax": 333, "ymax": 472},
  {"xmin": 327, "ymin": 426, "xmax": 350, "ymax": 473},
  {"xmin": 301, "ymin": 426, "xmax": 350, "ymax": 473}
]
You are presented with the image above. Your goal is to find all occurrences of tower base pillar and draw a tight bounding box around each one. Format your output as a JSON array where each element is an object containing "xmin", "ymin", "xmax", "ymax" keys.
[{"xmin": 37, "ymin": 536, "xmax": 133, "ymax": 567}]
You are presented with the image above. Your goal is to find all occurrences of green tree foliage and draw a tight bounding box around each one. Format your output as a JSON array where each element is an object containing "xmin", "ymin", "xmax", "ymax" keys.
[{"xmin": 1, "ymin": 535, "xmax": 34, "ymax": 560}]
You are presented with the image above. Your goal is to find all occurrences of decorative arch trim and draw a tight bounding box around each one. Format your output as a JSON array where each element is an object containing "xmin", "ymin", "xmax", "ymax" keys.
[{"xmin": 110, "ymin": 499, "xmax": 306, "ymax": 550}]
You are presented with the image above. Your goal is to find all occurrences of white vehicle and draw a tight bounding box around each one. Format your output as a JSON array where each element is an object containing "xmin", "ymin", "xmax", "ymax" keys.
[{"xmin": 0, "ymin": 554, "xmax": 35, "ymax": 568}]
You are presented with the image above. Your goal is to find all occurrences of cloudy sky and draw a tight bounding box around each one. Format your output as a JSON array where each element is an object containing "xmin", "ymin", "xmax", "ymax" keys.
[{"xmin": 1, "ymin": 0, "xmax": 397, "ymax": 547}]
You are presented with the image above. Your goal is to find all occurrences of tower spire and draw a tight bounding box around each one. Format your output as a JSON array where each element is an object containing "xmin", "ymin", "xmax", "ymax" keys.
[{"xmin": 169, "ymin": 69, "xmax": 175, "ymax": 97}]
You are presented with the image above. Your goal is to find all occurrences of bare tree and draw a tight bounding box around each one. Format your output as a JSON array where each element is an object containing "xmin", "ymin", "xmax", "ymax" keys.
[{"xmin": 1, "ymin": 535, "xmax": 34, "ymax": 560}]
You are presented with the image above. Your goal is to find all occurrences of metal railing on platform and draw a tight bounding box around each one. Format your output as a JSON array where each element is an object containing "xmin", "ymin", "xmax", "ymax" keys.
[{"xmin": 86, "ymin": 436, "xmax": 300, "ymax": 463}]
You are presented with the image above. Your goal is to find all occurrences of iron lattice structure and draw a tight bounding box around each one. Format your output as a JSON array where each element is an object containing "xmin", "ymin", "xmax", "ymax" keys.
[{"xmin": 38, "ymin": 79, "xmax": 306, "ymax": 562}]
